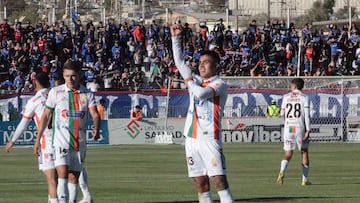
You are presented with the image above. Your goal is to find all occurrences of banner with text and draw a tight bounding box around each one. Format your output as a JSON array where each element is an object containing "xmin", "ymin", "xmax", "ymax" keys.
[
  {"xmin": 108, "ymin": 118, "xmax": 341, "ymax": 144},
  {"xmin": 0, "ymin": 120, "xmax": 109, "ymax": 146},
  {"xmin": 1, "ymin": 89, "xmax": 359, "ymax": 120}
]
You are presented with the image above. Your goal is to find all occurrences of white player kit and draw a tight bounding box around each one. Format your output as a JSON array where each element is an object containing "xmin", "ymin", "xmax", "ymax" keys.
[
  {"xmin": 172, "ymin": 35, "xmax": 228, "ymax": 178},
  {"xmin": 12, "ymin": 88, "xmax": 55, "ymax": 171},
  {"xmin": 45, "ymin": 84, "xmax": 96, "ymax": 172},
  {"xmin": 281, "ymin": 89, "xmax": 310, "ymax": 151}
]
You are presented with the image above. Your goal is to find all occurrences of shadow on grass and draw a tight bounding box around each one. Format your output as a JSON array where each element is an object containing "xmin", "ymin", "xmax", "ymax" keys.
[{"xmin": 152, "ymin": 196, "xmax": 357, "ymax": 203}]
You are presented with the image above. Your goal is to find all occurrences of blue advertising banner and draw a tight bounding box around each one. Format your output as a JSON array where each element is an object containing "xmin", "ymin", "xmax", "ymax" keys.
[
  {"xmin": 0, "ymin": 89, "xmax": 359, "ymax": 119},
  {"xmin": 0, "ymin": 120, "xmax": 109, "ymax": 146}
]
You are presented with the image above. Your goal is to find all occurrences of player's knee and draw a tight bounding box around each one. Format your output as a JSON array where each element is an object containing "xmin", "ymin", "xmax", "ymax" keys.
[
  {"xmin": 212, "ymin": 175, "xmax": 229, "ymax": 191},
  {"xmin": 68, "ymin": 172, "xmax": 80, "ymax": 184},
  {"xmin": 193, "ymin": 176, "xmax": 210, "ymax": 192}
]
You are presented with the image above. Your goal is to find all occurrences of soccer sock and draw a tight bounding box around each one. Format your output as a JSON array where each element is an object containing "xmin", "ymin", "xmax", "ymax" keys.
[
  {"xmin": 49, "ymin": 198, "xmax": 59, "ymax": 203},
  {"xmin": 280, "ymin": 160, "xmax": 289, "ymax": 173},
  {"xmin": 198, "ymin": 191, "xmax": 212, "ymax": 203},
  {"xmin": 68, "ymin": 183, "xmax": 78, "ymax": 203},
  {"xmin": 57, "ymin": 178, "xmax": 68, "ymax": 203},
  {"xmin": 302, "ymin": 164, "xmax": 309, "ymax": 181},
  {"xmin": 218, "ymin": 188, "xmax": 234, "ymax": 203},
  {"xmin": 79, "ymin": 168, "xmax": 92, "ymax": 200}
]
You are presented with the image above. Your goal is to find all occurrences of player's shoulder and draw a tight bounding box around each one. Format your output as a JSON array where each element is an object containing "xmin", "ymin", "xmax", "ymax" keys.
[
  {"xmin": 79, "ymin": 85, "xmax": 94, "ymax": 94},
  {"xmin": 211, "ymin": 76, "xmax": 227, "ymax": 88},
  {"xmin": 50, "ymin": 84, "xmax": 65, "ymax": 93}
]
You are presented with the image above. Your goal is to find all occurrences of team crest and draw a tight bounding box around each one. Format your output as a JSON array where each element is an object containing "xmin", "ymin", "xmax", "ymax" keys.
[{"xmin": 211, "ymin": 157, "xmax": 218, "ymax": 167}]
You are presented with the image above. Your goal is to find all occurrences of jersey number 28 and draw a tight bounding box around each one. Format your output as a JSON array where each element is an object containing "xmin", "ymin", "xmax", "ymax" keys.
[{"xmin": 286, "ymin": 103, "xmax": 301, "ymax": 118}]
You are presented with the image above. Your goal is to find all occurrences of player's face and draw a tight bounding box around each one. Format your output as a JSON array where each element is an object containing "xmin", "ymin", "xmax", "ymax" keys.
[
  {"xmin": 290, "ymin": 83, "xmax": 297, "ymax": 91},
  {"xmin": 198, "ymin": 55, "xmax": 217, "ymax": 79},
  {"xmin": 63, "ymin": 69, "xmax": 80, "ymax": 91}
]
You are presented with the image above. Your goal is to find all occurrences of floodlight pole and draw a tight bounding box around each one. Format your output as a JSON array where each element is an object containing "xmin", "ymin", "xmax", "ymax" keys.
[
  {"xmin": 297, "ymin": 33, "xmax": 302, "ymax": 77},
  {"xmin": 348, "ymin": 0, "xmax": 352, "ymax": 38}
]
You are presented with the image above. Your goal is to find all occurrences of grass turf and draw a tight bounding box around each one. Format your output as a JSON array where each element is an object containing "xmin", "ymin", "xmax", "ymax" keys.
[{"xmin": 0, "ymin": 143, "xmax": 360, "ymax": 203}]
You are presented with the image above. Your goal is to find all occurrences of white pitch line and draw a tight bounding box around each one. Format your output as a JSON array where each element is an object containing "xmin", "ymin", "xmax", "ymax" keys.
[{"xmin": 0, "ymin": 182, "xmax": 44, "ymax": 186}]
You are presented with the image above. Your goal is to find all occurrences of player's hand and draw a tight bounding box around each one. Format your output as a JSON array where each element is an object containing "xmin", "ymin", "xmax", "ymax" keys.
[
  {"xmin": 33, "ymin": 141, "xmax": 41, "ymax": 156},
  {"xmin": 92, "ymin": 128, "xmax": 100, "ymax": 141},
  {"xmin": 5, "ymin": 141, "xmax": 14, "ymax": 152},
  {"xmin": 171, "ymin": 22, "xmax": 182, "ymax": 37},
  {"xmin": 303, "ymin": 131, "xmax": 310, "ymax": 143}
]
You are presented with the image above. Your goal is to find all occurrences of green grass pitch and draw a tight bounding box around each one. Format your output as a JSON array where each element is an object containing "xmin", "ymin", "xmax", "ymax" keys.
[{"xmin": 1, "ymin": 143, "xmax": 360, "ymax": 203}]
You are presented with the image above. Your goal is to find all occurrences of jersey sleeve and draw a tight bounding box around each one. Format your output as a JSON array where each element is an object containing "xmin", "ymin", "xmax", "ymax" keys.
[
  {"xmin": 87, "ymin": 92, "xmax": 97, "ymax": 110},
  {"xmin": 22, "ymin": 98, "xmax": 35, "ymax": 119},
  {"xmin": 11, "ymin": 117, "xmax": 31, "ymax": 142},
  {"xmin": 45, "ymin": 88, "xmax": 56, "ymax": 110},
  {"xmin": 187, "ymin": 80, "xmax": 227, "ymax": 100},
  {"xmin": 304, "ymin": 95, "xmax": 310, "ymax": 131},
  {"xmin": 171, "ymin": 36, "xmax": 192, "ymax": 80}
]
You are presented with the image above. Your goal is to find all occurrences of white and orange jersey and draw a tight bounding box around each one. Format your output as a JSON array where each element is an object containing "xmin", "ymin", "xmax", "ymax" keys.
[
  {"xmin": 46, "ymin": 84, "xmax": 96, "ymax": 151},
  {"xmin": 12, "ymin": 88, "xmax": 52, "ymax": 150},
  {"xmin": 184, "ymin": 75, "xmax": 227, "ymax": 140},
  {"xmin": 280, "ymin": 89, "xmax": 310, "ymax": 131},
  {"xmin": 171, "ymin": 36, "xmax": 227, "ymax": 140}
]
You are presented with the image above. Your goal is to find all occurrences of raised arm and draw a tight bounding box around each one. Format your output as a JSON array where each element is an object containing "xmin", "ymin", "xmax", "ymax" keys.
[
  {"xmin": 171, "ymin": 24, "xmax": 192, "ymax": 81},
  {"xmin": 187, "ymin": 80, "xmax": 227, "ymax": 100}
]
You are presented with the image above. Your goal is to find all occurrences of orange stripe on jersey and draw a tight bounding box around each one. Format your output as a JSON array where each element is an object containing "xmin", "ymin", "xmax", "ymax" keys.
[
  {"xmin": 213, "ymin": 96, "xmax": 220, "ymax": 140},
  {"xmin": 34, "ymin": 113, "xmax": 46, "ymax": 150},
  {"xmin": 202, "ymin": 81, "xmax": 211, "ymax": 87},
  {"xmin": 89, "ymin": 105, "xmax": 96, "ymax": 110},
  {"xmin": 191, "ymin": 108, "xmax": 198, "ymax": 139},
  {"xmin": 73, "ymin": 92, "xmax": 81, "ymax": 151},
  {"xmin": 34, "ymin": 113, "xmax": 45, "ymax": 149}
]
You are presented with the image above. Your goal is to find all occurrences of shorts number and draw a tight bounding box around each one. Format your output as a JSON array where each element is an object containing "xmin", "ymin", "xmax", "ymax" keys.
[
  {"xmin": 188, "ymin": 157, "xmax": 194, "ymax": 166},
  {"xmin": 286, "ymin": 103, "xmax": 301, "ymax": 118}
]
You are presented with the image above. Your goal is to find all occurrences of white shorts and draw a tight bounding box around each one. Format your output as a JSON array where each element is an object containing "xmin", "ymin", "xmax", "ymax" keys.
[
  {"xmin": 38, "ymin": 148, "xmax": 55, "ymax": 171},
  {"xmin": 283, "ymin": 125, "xmax": 309, "ymax": 151},
  {"xmin": 185, "ymin": 138, "xmax": 226, "ymax": 177},
  {"xmin": 54, "ymin": 147, "xmax": 84, "ymax": 172}
]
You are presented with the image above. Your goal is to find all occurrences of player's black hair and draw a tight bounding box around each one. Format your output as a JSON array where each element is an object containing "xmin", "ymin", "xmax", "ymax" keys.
[
  {"xmin": 200, "ymin": 50, "xmax": 220, "ymax": 65},
  {"xmin": 35, "ymin": 72, "xmax": 50, "ymax": 88},
  {"xmin": 100, "ymin": 98, "xmax": 106, "ymax": 105},
  {"xmin": 63, "ymin": 59, "xmax": 82, "ymax": 73},
  {"xmin": 291, "ymin": 78, "xmax": 305, "ymax": 90}
]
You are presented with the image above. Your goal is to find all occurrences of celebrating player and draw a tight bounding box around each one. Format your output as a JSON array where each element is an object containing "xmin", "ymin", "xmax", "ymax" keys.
[
  {"xmin": 277, "ymin": 78, "xmax": 311, "ymax": 186},
  {"xmin": 171, "ymin": 23, "xmax": 234, "ymax": 202},
  {"xmin": 34, "ymin": 59, "xmax": 100, "ymax": 203},
  {"xmin": 5, "ymin": 73, "xmax": 58, "ymax": 202}
]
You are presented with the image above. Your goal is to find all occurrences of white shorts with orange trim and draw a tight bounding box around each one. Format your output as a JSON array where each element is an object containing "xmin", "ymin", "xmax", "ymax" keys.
[
  {"xmin": 283, "ymin": 125, "xmax": 309, "ymax": 151},
  {"xmin": 38, "ymin": 148, "xmax": 55, "ymax": 171},
  {"xmin": 185, "ymin": 138, "xmax": 226, "ymax": 177}
]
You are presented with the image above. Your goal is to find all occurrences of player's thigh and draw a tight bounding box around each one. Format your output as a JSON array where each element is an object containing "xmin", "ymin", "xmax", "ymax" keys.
[
  {"xmin": 295, "ymin": 128, "xmax": 308, "ymax": 151},
  {"xmin": 185, "ymin": 138, "xmax": 206, "ymax": 177},
  {"xmin": 69, "ymin": 150, "xmax": 84, "ymax": 173},
  {"xmin": 283, "ymin": 132, "xmax": 296, "ymax": 151},
  {"xmin": 39, "ymin": 147, "xmax": 55, "ymax": 171},
  {"xmin": 54, "ymin": 147, "xmax": 70, "ymax": 167},
  {"xmin": 200, "ymin": 140, "xmax": 226, "ymax": 177}
]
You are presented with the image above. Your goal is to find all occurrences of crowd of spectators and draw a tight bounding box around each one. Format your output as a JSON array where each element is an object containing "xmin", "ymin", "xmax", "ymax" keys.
[{"xmin": 1, "ymin": 16, "xmax": 360, "ymax": 95}]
